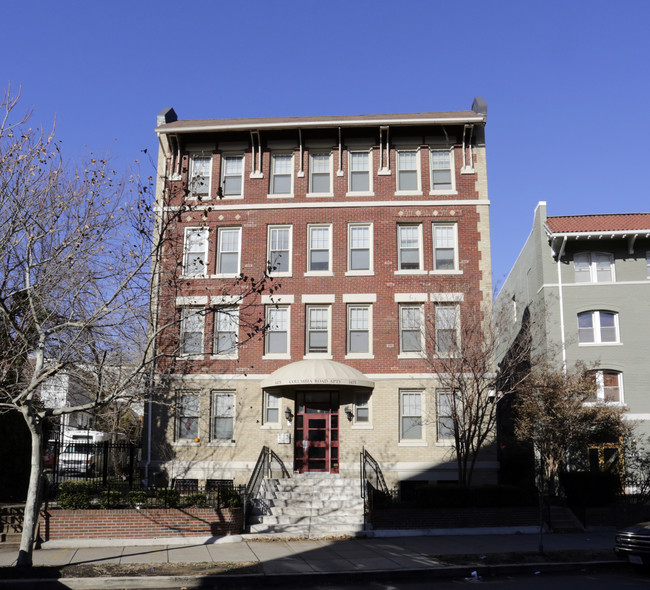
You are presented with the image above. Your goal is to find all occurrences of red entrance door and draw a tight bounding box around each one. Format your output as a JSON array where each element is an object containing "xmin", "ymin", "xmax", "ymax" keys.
[{"xmin": 294, "ymin": 391, "xmax": 339, "ymax": 473}]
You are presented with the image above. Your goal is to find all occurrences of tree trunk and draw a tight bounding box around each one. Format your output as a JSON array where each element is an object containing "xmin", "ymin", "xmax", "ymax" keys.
[{"xmin": 16, "ymin": 407, "xmax": 43, "ymax": 568}]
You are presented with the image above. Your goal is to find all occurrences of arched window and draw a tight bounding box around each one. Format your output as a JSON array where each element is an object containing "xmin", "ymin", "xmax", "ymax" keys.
[{"xmin": 578, "ymin": 311, "xmax": 619, "ymax": 344}]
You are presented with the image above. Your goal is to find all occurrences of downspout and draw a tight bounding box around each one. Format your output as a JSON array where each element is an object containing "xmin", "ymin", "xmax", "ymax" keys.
[{"xmin": 556, "ymin": 236, "xmax": 568, "ymax": 373}]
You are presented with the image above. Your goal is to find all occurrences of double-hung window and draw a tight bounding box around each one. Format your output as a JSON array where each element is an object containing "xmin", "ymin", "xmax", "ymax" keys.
[
  {"xmin": 267, "ymin": 225, "xmax": 292, "ymax": 275},
  {"xmin": 264, "ymin": 392, "xmax": 280, "ymax": 425},
  {"xmin": 348, "ymin": 151, "xmax": 371, "ymax": 193},
  {"xmin": 347, "ymin": 305, "xmax": 371, "ymax": 355},
  {"xmin": 221, "ymin": 155, "xmax": 244, "ymax": 197},
  {"xmin": 270, "ymin": 154, "xmax": 293, "ymax": 195},
  {"xmin": 183, "ymin": 228, "xmax": 209, "ymax": 276},
  {"xmin": 435, "ymin": 304, "xmax": 460, "ymax": 356},
  {"xmin": 432, "ymin": 223, "xmax": 458, "ymax": 271},
  {"xmin": 430, "ymin": 149, "xmax": 454, "ymax": 191},
  {"xmin": 309, "ymin": 152, "xmax": 332, "ymax": 194},
  {"xmin": 574, "ymin": 252, "xmax": 614, "ymax": 283},
  {"xmin": 214, "ymin": 308, "xmax": 238, "ymax": 356},
  {"xmin": 217, "ymin": 227, "xmax": 241, "ymax": 275},
  {"xmin": 355, "ymin": 392, "xmax": 370, "ymax": 424},
  {"xmin": 307, "ymin": 224, "xmax": 332, "ymax": 273},
  {"xmin": 211, "ymin": 391, "xmax": 235, "ymax": 441},
  {"xmin": 396, "ymin": 149, "xmax": 419, "ymax": 192},
  {"xmin": 180, "ymin": 308, "xmax": 204, "ymax": 356},
  {"xmin": 176, "ymin": 392, "xmax": 199, "ymax": 441},
  {"xmin": 348, "ymin": 223, "xmax": 372, "ymax": 273},
  {"xmin": 189, "ymin": 155, "xmax": 211, "ymax": 199},
  {"xmin": 400, "ymin": 390, "xmax": 423, "ymax": 441},
  {"xmin": 436, "ymin": 389, "xmax": 455, "ymax": 442},
  {"xmin": 399, "ymin": 304, "xmax": 423, "ymax": 354},
  {"xmin": 306, "ymin": 305, "xmax": 330, "ymax": 355},
  {"xmin": 265, "ymin": 305, "xmax": 289, "ymax": 356},
  {"xmin": 397, "ymin": 224, "xmax": 422, "ymax": 271},
  {"xmin": 578, "ymin": 311, "xmax": 619, "ymax": 344}
]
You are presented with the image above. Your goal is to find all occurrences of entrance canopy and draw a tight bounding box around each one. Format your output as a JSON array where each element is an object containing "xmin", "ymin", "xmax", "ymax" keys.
[{"xmin": 261, "ymin": 359, "xmax": 374, "ymax": 391}]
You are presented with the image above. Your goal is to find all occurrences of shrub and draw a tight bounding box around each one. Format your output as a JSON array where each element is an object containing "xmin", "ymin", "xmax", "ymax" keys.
[
  {"xmin": 99, "ymin": 490, "xmax": 123, "ymax": 509},
  {"xmin": 220, "ymin": 488, "xmax": 242, "ymax": 508},
  {"xmin": 57, "ymin": 481, "xmax": 95, "ymax": 509},
  {"xmin": 127, "ymin": 490, "xmax": 149, "ymax": 508},
  {"xmin": 156, "ymin": 488, "xmax": 180, "ymax": 508},
  {"xmin": 183, "ymin": 493, "xmax": 208, "ymax": 507},
  {"xmin": 411, "ymin": 484, "xmax": 537, "ymax": 508}
]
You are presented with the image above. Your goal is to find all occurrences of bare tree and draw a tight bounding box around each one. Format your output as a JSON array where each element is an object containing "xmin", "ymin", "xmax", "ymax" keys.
[
  {"xmin": 514, "ymin": 361, "xmax": 629, "ymax": 499},
  {"xmin": 0, "ymin": 88, "xmax": 273, "ymax": 567},
  {"xmin": 423, "ymin": 297, "xmax": 531, "ymax": 486}
]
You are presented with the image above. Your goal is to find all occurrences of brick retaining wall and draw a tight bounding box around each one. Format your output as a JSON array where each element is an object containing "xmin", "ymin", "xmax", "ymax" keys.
[{"xmin": 40, "ymin": 507, "xmax": 242, "ymax": 540}]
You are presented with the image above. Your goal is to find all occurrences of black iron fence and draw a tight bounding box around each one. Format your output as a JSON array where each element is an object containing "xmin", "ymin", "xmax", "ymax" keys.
[{"xmin": 44, "ymin": 440, "xmax": 141, "ymax": 489}]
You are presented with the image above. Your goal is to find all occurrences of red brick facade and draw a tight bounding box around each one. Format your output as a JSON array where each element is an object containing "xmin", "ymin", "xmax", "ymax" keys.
[{"xmin": 40, "ymin": 507, "xmax": 242, "ymax": 540}]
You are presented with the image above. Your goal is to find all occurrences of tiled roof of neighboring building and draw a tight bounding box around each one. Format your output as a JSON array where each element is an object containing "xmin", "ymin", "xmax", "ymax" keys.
[
  {"xmin": 546, "ymin": 213, "xmax": 650, "ymax": 234},
  {"xmin": 156, "ymin": 110, "xmax": 486, "ymax": 133}
]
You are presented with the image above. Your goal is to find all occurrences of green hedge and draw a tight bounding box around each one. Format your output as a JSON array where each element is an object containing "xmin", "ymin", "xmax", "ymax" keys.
[{"xmin": 411, "ymin": 485, "xmax": 538, "ymax": 508}]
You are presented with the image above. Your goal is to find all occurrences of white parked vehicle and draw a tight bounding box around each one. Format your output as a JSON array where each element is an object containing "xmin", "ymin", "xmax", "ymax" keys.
[{"xmin": 58, "ymin": 430, "xmax": 111, "ymax": 476}]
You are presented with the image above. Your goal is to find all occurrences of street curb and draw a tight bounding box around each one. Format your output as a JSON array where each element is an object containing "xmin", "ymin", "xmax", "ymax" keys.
[{"xmin": 0, "ymin": 560, "xmax": 627, "ymax": 590}]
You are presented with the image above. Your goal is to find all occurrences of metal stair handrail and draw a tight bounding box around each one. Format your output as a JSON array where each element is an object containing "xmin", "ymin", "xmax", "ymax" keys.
[
  {"xmin": 360, "ymin": 446, "xmax": 389, "ymax": 504},
  {"xmin": 246, "ymin": 446, "xmax": 290, "ymax": 500}
]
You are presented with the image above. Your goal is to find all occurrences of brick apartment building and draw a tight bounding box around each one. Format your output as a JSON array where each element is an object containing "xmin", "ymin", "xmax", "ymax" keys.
[{"xmin": 145, "ymin": 98, "xmax": 493, "ymax": 492}]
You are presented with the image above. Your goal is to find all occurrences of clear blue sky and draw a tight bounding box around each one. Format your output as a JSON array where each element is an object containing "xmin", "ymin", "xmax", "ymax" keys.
[{"xmin": 4, "ymin": 0, "xmax": 649, "ymax": 288}]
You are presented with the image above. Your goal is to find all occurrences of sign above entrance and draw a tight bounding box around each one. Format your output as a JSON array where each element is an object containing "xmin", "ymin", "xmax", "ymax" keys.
[{"xmin": 261, "ymin": 359, "xmax": 374, "ymax": 390}]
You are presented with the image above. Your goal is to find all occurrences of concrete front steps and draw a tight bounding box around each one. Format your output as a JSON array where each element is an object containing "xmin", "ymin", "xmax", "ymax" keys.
[{"xmin": 249, "ymin": 473, "xmax": 365, "ymax": 537}]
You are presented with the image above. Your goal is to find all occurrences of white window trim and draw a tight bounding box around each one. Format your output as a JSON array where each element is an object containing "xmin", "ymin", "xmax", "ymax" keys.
[
  {"xmin": 267, "ymin": 225, "xmax": 293, "ymax": 277},
  {"xmin": 182, "ymin": 227, "xmax": 209, "ymax": 278},
  {"xmin": 395, "ymin": 223, "xmax": 425, "ymax": 275},
  {"xmin": 578, "ymin": 310, "xmax": 621, "ymax": 346},
  {"xmin": 346, "ymin": 149, "xmax": 374, "ymax": 197},
  {"xmin": 399, "ymin": 389, "xmax": 426, "ymax": 445},
  {"xmin": 261, "ymin": 392, "xmax": 282, "ymax": 429},
  {"xmin": 351, "ymin": 392, "xmax": 373, "ymax": 430},
  {"xmin": 307, "ymin": 151, "xmax": 334, "ymax": 197},
  {"xmin": 187, "ymin": 154, "xmax": 212, "ymax": 200},
  {"xmin": 305, "ymin": 223, "xmax": 333, "ymax": 276},
  {"xmin": 262, "ymin": 294, "xmax": 295, "ymax": 304},
  {"xmin": 220, "ymin": 153, "xmax": 245, "ymax": 200},
  {"xmin": 431, "ymin": 222, "xmax": 460, "ymax": 274},
  {"xmin": 175, "ymin": 391, "xmax": 200, "ymax": 443},
  {"xmin": 345, "ymin": 303, "xmax": 374, "ymax": 359},
  {"xmin": 263, "ymin": 304, "xmax": 291, "ymax": 360},
  {"xmin": 395, "ymin": 147, "xmax": 423, "ymax": 196},
  {"xmin": 398, "ymin": 303, "xmax": 426, "ymax": 359},
  {"xmin": 346, "ymin": 222, "xmax": 374, "ymax": 276},
  {"xmin": 304, "ymin": 304, "xmax": 332, "ymax": 359},
  {"xmin": 646, "ymin": 251, "xmax": 650, "ymax": 279},
  {"xmin": 587, "ymin": 370, "xmax": 625, "ymax": 405},
  {"xmin": 179, "ymin": 307, "xmax": 205, "ymax": 359},
  {"xmin": 429, "ymin": 147, "xmax": 457, "ymax": 195},
  {"xmin": 573, "ymin": 252, "xmax": 615, "ymax": 283},
  {"xmin": 210, "ymin": 390, "xmax": 236, "ymax": 446},
  {"xmin": 215, "ymin": 226, "xmax": 242, "ymax": 278},
  {"xmin": 435, "ymin": 388, "xmax": 456, "ymax": 445},
  {"xmin": 212, "ymin": 307, "xmax": 239, "ymax": 360},
  {"xmin": 268, "ymin": 152, "xmax": 295, "ymax": 199},
  {"xmin": 434, "ymin": 303, "xmax": 461, "ymax": 358}
]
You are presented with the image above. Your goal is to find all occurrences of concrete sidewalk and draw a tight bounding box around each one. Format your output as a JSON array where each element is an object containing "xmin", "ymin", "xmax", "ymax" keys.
[{"xmin": 0, "ymin": 529, "xmax": 622, "ymax": 588}]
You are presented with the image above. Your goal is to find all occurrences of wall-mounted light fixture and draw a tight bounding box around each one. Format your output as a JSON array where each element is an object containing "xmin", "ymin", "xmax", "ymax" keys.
[
  {"xmin": 344, "ymin": 405, "xmax": 354, "ymax": 422},
  {"xmin": 285, "ymin": 407, "xmax": 294, "ymax": 424}
]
